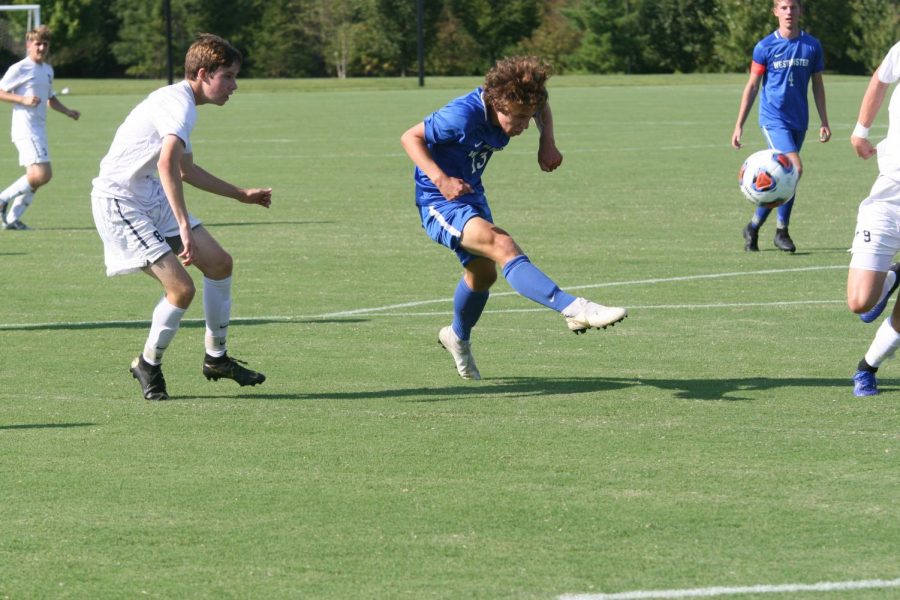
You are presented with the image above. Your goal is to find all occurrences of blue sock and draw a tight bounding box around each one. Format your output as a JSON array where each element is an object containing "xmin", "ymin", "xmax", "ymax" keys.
[
  {"xmin": 502, "ymin": 255, "xmax": 576, "ymax": 313},
  {"xmin": 751, "ymin": 206, "xmax": 771, "ymax": 228},
  {"xmin": 451, "ymin": 278, "xmax": 489, "ymax": 341},
  {"xmin": 776, "ymin": 196, "xmax": 795, "ymax": 228}
]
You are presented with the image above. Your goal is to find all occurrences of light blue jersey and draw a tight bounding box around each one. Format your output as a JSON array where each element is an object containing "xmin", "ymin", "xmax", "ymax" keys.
[
  {"xmin": 413, "ymin": 88, "xmax": 509, "ymax": 207},
  {"xmin": 751, "ymin": 30, "xmax": 824, "ymax": 131}
]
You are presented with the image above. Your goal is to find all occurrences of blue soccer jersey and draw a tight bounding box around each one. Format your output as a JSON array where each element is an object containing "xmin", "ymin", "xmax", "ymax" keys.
[
  {"xmin": 413, "ymin": 88, "xmax": 510, "ymax": 207},
  {"xmin": 751, "ymin": 30, "xmax": 824, "ymax": 131}
]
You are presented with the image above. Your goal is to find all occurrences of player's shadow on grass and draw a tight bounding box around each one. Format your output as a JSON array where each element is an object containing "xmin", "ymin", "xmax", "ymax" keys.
[
  {"xmin": 266, "ymin": 376, "xmax": 862, "ymax": 402},
  {"xmin": 0, "ymin": 317, "xmax": 367, "ymax": 331},
  {"xmin": 0, "ymin": 422, "xmax": 96, "ymax": 430},
  {"xmin": 36, "ymin": 220, "xmax": 336, "ymax": 232}
]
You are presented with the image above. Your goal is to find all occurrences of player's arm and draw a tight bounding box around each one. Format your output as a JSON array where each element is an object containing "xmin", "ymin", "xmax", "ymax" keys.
[
  {"xmin": 811, "ymin": 72, "xmax": 830, "ymax": 143},
  {"xmin": 0, "ymin": 89, "xmax": 39, "ymax": 107},
  {"xmin": 48, "ymin": 95, "xmax": 79, "ymax": 120},
  {"xmin": 158, "ymin": 134, "xmax": 196, "ymax": 265},
  {"xmin": 400, "ymin": 121, "xmax": 472, "ymax": 200},
  {"xmin": 851, "ymin": 70, "xmax": 889, "ymax": 160},
  {"xmin": 180, "ymin": 157, "xmax": 272, "ymax": 208},
  {"xmin": 732, "ymin": 70, "xmax": 762, "ymax": 149},
  {"xmin": 534, "ymin": 102, "xmax": 562, "ymax": 172}
]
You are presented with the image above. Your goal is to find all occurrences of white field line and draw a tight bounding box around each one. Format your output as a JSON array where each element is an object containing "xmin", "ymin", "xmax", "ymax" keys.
[
  {"xmin": 320, "ymin": 265, "xmax": 847, "ymax": 318},
  {"xmin": 0, "ymin": 265, "xmax": 846, "ymax": 330},
  {"xmin": 558, "ymin": 577, "xmax": 900, "ymax": 599}
]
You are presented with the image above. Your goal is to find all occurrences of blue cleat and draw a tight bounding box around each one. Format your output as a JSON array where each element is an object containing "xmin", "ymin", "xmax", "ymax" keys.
[
  {"xmin": 860, "ymin": 263, "xmax": 900, "ymax": 323},
  {"xmin": 852, "ymin": 370, "xmax": 879, "ymax": 397}
]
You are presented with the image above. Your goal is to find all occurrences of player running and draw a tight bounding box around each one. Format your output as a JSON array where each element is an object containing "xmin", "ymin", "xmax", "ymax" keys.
[
  {"xmin": 731, "ymin": 0, "xmax": 830, "ymax": 253},
  {"xmin": 847, "ymin": 40, "xmax": 900, "ymax": 397},
  {"xmin": 91, "ymin": 34, "xmax": 270, "ymax": 400},
  {"xmin": 0, "ymin": 25, "xmax": 80, "ymax": 230}
]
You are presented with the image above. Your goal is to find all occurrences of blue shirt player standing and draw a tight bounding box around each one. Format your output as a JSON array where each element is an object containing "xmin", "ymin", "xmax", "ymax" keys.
[
  {"xmin": 731, "ymin": 0, "xmax": 831, "ymax": 253},
  {"xmin": 400, "ymin": 56, "xmax": 627, "ymax": 380}
]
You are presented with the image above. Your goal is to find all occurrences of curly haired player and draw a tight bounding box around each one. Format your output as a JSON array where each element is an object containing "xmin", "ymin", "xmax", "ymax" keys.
[{"xmin": 401, "ymin": 56, "xmax": 627, "ymax": 380}]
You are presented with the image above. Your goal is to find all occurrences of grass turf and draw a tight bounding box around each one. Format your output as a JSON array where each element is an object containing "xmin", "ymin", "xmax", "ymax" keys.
[{"xmin": 0, "ymin": 74, "xmax": 897, "ymax": 599}]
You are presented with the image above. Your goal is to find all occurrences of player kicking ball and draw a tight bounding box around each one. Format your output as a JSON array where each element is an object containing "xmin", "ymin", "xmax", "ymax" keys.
[
  {"xmin": 91, "ymin": 34, "xmax": 270, "ymax": 400},
  {"xmin": 400, "ymin": 56, "xmax": 627, "ymax": 380}
]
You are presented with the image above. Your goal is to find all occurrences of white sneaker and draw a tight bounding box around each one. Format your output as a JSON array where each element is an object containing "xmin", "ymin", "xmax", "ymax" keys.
[
  {"xmin": 438, "ymin": 326, "xmax": 481, "ymax": 380},
  {"xmin": 563, "ymin": 297, "xmax": 627, "ymax": 334}
]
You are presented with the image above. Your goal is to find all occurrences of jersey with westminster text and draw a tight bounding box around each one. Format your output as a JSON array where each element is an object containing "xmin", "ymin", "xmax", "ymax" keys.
[
  {"xmin": 414, "ymin": 88, "xmax": 509, "ymax": 207},
  {"xmin": 751, "ymin": 30, "xmax": 824, "ymax": 131}
]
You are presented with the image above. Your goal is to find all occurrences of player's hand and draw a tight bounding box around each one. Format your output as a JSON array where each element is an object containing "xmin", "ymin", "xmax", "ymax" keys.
[
  {"xmin": 435, "ymin": 174, "xmax": 473, "ymax": 201},
  {"xmin": 819, "ymin": 125, "xmax": 831, "ymax": 143},
  {"xmin": 20, "ymin": 95, "xmax": 39, "ymax": 107},
  {"xmin": 239, "ymin": 187, "xmax": 272, "ymax": 208},
  {"xmin": 851, "ymin": 136, "xmax": 876, "ymax": 160},
  {"xmin": 538, "ymin": 143, "xmax": 563, "ymax": 172},
  {"xmin": 731, "ymin": 126, "xmax": 743, "ymax": 149},
  {"xmin": 67, "ymin": 109, "xmax": 80, "ymax": 121},
  {"xmin": 178, "ymin": 226, "xmax": 196, "ymax": 266}
]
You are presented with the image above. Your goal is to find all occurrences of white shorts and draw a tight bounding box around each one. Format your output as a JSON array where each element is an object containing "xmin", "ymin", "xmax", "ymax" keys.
[
  {"xmin": 91, "ymin": 179, "xmax": 201, "ymax": 277},
  {"xmin": 13, "ymin": 134, "xmax": 49, "ymax": 166},
  {"xmin": 850, "ymin": 175, "xmax": 900, "ymax": 272}
]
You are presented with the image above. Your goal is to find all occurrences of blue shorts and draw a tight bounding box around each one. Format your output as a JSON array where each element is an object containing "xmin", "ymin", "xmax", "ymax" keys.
[
  {"xmin": 761, "ymin": 126, "xmax": 805, "ymax": 154},
  {"xmin": 419, "ymin": 199, "xmax": 493, "ymax": 266}
]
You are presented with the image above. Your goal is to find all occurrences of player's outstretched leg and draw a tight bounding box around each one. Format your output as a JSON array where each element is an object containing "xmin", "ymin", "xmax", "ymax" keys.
[
  {"xmin": 562, "ymin": 297, "xmax": 627, "ymax": 334},
  {"xmin": 860, "ymin": 263, "xmax": 900, "ymax": 323},
  {"xmin": 202, "ymin": 353, "xmax": 266, "ymax": 386},
  {"xmin": 438, "ymin": 326, "xmax": 481, "ymax": 380},
  {"xmin": 130, "ymin": 355, "xmax": 169, "ymax": 400}
]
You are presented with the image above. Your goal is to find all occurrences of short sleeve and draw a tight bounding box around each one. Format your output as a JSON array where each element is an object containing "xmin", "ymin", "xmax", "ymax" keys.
[{"xmin": 877, "ymin": 41, "xmax": 900, "ymax": 85}]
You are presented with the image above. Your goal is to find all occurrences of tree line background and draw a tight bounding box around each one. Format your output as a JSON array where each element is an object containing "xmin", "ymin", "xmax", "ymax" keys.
[{"xmin": 0, "ymin": 0, "xmax": 897, "ymax": 79}]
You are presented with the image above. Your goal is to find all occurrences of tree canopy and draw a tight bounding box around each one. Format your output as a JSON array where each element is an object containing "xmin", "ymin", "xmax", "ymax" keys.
[{"xmin": 1, "ymin": 0, "xmax": 896, "ymax": 78}]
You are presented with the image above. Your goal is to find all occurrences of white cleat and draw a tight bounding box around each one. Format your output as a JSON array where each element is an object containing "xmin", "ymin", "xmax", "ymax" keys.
[
  {"xmin": 438, "ymin": 326, "xmax": 481, "ymax": 380},
  {"xmin": 563, "ymin": 297, "xmax": 627, "ymax": 334}
]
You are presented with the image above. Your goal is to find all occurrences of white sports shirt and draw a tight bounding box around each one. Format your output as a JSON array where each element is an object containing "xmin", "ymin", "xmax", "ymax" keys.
[
  {"xmin": 92, "ymin": 80, "xmax": 196, "ymax": 203},
  {"xmin": 0, "ymin": 56, "xmax": 54, "ymax": 140},
  {"xmin": 877, "ymin": 41, "xmax": 900, "ymax": 182}
]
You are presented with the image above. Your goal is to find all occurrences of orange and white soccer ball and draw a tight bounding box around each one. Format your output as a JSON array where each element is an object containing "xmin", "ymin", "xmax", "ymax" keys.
[{"xmin": 738, "ymin": 149, "xmax": 799, "ymax": 208}]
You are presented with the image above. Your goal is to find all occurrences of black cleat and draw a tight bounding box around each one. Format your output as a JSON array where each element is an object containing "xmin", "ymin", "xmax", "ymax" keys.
[
  {"xmin": 130, "ymin": 355, "xmax": 169, "ymax": 400},
  {"xmin": 203, "ymin": 353, "xmax": 266, "ymax": 387},
  {"xmin": 743, "ymin": 223, "xmax": 759, "ymax": 252},
  {"xmin": 774, "ymin": 227, "xmax": 796, "ymax": 253}
]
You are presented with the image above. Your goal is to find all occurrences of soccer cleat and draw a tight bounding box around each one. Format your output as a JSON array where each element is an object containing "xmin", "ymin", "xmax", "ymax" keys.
[
  {"xmin": 564, "ymin": 298, "xmax": 627, "ymax": 334},
  {"xmin": 3, "ymin": 219, "xmax": 30, "ymax": 230},
  {"xmin": 130, "ymin": 355, "xmax": 169, "ymax": 401},
  {"xmin": 438, "ymin": 326, "xmax": 481, "ymax": 380},
  {"xmin": 852, "ymin": 370, "xmax": 878, "ymax": 397},
  {"xmin": 742, "ymin": 223, "xmax": 759, "ymax": 252},
  {"xmin": 859, "ymin": 263, "xmax": 900, "ymax": 323},
  {"xmin": 203, "ymin": 353, "xmax": 266, "ymax": 386},
  {"xmin": 773, "ymin": 227, "xmax": 795, "ymax": 253}
]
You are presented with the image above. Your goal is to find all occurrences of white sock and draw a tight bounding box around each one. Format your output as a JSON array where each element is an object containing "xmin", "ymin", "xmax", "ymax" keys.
[
  {"xmin": 7, "ymin": 192, "xmax": 33, "ymax": 223},
  {"xmin": 143, "ymin": 296, "xmax": 186, "ymax": 365},
  {"xmin": 0, "ymin": 175, "xmax": 33, "ymax": 204},
  {"xmin": 864, "ymin": 317, "xmax": 900, "ymax": 368},
  {"xmin": 876, "ymin": 270, "xmax": 898, "ymax": 304},
  {"xmin": 203, "ymin": 276, "xmax": 232, "ymax": 357}
]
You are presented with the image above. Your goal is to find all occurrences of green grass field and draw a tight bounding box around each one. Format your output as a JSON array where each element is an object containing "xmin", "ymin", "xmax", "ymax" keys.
[{"xmin": 0, "ymin": 75, "xmax": 898, "ymax": 599}]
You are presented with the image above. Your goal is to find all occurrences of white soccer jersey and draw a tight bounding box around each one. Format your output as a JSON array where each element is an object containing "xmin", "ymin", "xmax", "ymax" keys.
[
  {"xmin": 92, "ymin": 80, "xmax": 196, "ymax": 203},
  {"xmin": 0, "ymin": 56, "xmax": 54, "ymax": 140},
  {"xmin": 877, "ymin": 41, "xmax": 900, "ymax": 182}
]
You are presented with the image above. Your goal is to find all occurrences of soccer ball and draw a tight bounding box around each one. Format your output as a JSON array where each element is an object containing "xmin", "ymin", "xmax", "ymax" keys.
[{"xmin": 738, "ymin": 149, "xmax": 798, "ymax": 208}]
